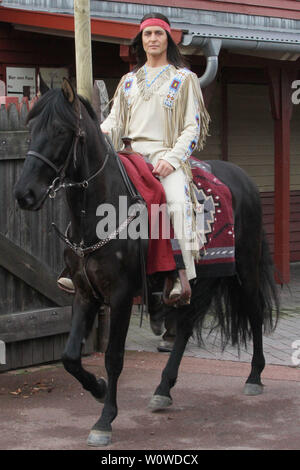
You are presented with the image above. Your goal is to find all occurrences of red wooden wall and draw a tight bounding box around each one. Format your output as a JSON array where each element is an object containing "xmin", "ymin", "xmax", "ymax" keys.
[
  {"xmin": 1, "ymin": 21, "xmax": 299, "ymax": 268},
  {"xmin": 261, "ymin": 191, "xmax": 300, "ymax": 263},
  {"xmin": 0, "ymin": 22, "xmax": 128, "ymax": 85}
]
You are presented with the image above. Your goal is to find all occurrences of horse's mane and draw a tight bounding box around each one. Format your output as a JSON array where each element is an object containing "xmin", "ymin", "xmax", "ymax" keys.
[
  {"xmin": 27, "ymin": 89, "xmax": 99, "ymax": 132},
  {"xmin": 79, "ymin": 95, "xmax": 99, "ymax": 124}
]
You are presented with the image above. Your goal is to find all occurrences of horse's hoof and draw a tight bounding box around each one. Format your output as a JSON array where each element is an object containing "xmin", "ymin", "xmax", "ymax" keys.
[
  {"xmin": 148, "ymin": 394, "xmax": 172, "ymax": 412},
  {"xmin": 157, "ymin": 339, "xmax": 174, "ymax": 353},
  {"xmin": 243, "ymin": 383, "xmax": 264, "ymax": 396},
  {"xmin": 95, "ymin": 377, "xmax": 107, "ymax": 403},
  {"xmin": 87, "ymin": 430, "xmax": 112, "ymax": 447},
  {"xmin": 150, "ymin": 317, "xmax": 164, "ymax": 336}
]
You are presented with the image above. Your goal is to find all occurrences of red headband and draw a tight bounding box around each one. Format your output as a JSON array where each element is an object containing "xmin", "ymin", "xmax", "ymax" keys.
[{"xmin": 140, "ymin": 18, "xmax": 171, "ymax": 34}]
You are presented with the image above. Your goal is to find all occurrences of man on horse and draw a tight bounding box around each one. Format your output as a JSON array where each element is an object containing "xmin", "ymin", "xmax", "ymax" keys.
[
  {"xmin": 58, "ymin": 12, "xmax": 209, "ymax": 307},
  {"xmin": 101, "ymin": 13, "xmax": 209, "ymax": 297},
  {"xmin": 14, "ymin": 17, "xmax": 278, "ymax": 441}
]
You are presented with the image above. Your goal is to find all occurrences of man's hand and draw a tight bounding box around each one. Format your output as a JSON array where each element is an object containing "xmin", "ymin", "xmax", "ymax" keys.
[{"xmin": 152, "ymin": 159, "xmax": 175, "ymax": 178}]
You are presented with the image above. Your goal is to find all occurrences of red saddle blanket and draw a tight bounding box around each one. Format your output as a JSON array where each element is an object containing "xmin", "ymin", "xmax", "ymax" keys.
[
  {"xmin": 118, "ymin": 151, "xmax": 176, "ymax": 275},
  {"xmin": 118, "ymin": 152, "xmax": 235, "ymax": 278},
  {"xmin": 189, "ymin": 157, "xmax": 235, "ymax": 277}
]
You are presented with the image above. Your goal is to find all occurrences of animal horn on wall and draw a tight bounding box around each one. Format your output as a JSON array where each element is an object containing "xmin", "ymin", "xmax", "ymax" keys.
[{"xmin": 38, "ymin": 72, "xmax": 50, "ymax": 95}]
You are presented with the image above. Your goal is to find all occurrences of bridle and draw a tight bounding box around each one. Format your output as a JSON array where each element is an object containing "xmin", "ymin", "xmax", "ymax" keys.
[
  {"xmin": 26, "ymin": 99, "xmax": 144, "ymax": 258},
  {"xmin": 27, "ymin": 105, "xmax": 109, "ymax": 200}
]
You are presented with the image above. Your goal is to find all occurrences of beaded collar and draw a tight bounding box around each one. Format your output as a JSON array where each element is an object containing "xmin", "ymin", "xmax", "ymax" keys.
[{"xmin": 136, "ymin": 64, "xmax": 173, "ymax": 101}]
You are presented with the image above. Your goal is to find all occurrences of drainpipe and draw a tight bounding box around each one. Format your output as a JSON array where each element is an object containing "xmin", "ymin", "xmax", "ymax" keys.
[
  {"xmin": 199, "ymin": 38, "xmax": 222, "ymax": 88},
  {"xmin": 182, "ymin": 36, "xmax": 222, "ymax": 88}
]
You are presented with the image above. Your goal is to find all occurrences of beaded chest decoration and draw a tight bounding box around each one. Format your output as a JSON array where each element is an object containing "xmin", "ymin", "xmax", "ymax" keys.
[
  {"xmin": 123, "ymin": 72, "xmax": 135, "ymax": 105},
  {"xmin": 164, "ymin": 68, "xmax": 191, "ymax": 109}
]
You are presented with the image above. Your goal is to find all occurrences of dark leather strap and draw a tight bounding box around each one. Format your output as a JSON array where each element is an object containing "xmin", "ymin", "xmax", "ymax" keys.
[{"xmin": 27, "ymin": 150, "xmax": 62, "ymax": 174}]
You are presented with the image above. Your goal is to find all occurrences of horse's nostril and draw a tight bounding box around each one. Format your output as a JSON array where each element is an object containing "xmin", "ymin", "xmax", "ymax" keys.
[{"xmin": 15, "ymin": 189, "xmax": 36, "ymax": 209}]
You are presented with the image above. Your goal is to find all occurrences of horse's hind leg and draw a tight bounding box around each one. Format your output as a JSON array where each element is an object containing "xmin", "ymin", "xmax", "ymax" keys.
[
  {"xmin": 244, "ymin": 235, "xmax": 279, "ymax": 395},
  {"xmin": 244, "ymin": 309, "xmax": 265, "ymax": 395},
  {"xmin": 61, "ymin": 295, "xmax": 107, "ymax": 402},
  {"xmin": 148, "ymin": 309, "xmax": 193, "ymax": 411},
  {"xmin": 238, "ymin": 271, "xmax": 265, "ymax": 395}
]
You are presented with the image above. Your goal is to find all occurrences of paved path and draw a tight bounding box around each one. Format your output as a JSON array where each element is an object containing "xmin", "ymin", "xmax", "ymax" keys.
[
  {"xmin": 125, "ymin": 263, "xmax": 300, "ymax": 368},
  {"xmin": 1, "ymin": 264, "xmax": 299, "ymax": 451}
]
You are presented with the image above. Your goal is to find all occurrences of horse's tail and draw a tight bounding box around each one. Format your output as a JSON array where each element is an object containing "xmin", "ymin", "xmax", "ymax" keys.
[{"xmin": 191, "ymin": 230, "xmax": 280, "ymax": 351}]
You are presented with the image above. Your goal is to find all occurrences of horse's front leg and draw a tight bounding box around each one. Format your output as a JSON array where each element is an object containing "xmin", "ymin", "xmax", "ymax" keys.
[
  {"xmin": 87, "ymin": 291, "xmax": 133, "ymax": 446},
  {"xmin": 61, "ymin": 294, "xmax": 107, "ymax": 402}
]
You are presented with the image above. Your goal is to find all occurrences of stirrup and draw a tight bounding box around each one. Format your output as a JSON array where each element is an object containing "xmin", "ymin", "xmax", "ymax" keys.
[
  {"xmin": 57, "ymin": 268, "xmax": 75, "ymax": 294},
  {"xmin": 169, "ymin": 277, "xmax": 182, "ymax": 299},
  {"xmin": 163, "ymin": 270, "xmax": 191, "ymax": 306}
]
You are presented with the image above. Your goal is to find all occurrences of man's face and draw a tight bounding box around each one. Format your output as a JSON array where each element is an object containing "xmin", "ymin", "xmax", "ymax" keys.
[{"xmin": 142, "ymin": 26, "xmax": 168, "ymax": 59}]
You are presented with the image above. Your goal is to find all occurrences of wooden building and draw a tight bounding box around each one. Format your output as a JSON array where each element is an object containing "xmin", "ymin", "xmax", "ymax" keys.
[{"xmin": 0, "ymin": 0, "xmax": 299, "ymax": 369}]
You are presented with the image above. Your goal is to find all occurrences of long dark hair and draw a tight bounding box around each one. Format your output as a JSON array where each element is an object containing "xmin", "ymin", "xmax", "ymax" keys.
[{"xmin": 131, "ymin": 13, "xmax": 188, "ymax": 70}]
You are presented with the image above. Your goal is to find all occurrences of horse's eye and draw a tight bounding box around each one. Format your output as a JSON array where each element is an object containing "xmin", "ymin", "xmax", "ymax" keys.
[{"xmin": 54, "ymin": 127, "xmax": 65, "ymax": 136}]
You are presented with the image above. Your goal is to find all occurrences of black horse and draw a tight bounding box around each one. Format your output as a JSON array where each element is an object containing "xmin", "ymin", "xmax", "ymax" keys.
[{"xmin": 14, "ymin": 79, "xmax": 279, "ymax": 447}]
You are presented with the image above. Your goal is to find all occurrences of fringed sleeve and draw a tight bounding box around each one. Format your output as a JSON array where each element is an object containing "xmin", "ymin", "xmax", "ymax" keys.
[
  {"xmin": 190, "ymin": 72, "xmax": 210, "ymax": 151},
  {"xmin": 162, "ymin": 70, "xmax": 210, "ymax": 259},
  {"xmin": 163, "ymin": 70, "xmax": 210, "ymax": 168},
  {"xmin": 100, "ymin": 74, "xmax": 130, "ymax": 150}
]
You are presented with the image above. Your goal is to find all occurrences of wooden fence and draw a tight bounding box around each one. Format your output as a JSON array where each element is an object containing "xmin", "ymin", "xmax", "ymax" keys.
[{"xmin": 0, "ymin": 96, "xmax": 99, "ymax": 372}]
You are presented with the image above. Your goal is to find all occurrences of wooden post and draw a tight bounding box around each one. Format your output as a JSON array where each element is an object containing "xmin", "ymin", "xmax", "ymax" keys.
[
  {"xmin": 267, "ymin": 66, "xmax": 296, "ymax": 284},
  {"xmin": 74, "ymin": 1, "xmax": 111, "ymax": 351},
  {"xmin": 74, "ymin": 0, "xmax": 93, "ymax": 102},
  {"xmin": 221, "ymin": 78, "xmax": 228, "ymax": 162},
  {"xmin": 202, "ymin": 78, "xmax": 217, "ymax": 109},
  {"xmin": 120, "ymin": 45, "xmax": 136, "ymax": 71}
]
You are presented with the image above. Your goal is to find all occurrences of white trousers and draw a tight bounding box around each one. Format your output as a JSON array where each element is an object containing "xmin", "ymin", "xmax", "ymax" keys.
[
  {"xmin": 131, "ymin": 142, "xmax": 197, "ymax": 281},
  {"xmin": 145, "ymin": 153, "xmax": 196, "ymax": 281},
  {"xmin": 158, "ymin": 167, "xmax": 197, "ymax": 281}
]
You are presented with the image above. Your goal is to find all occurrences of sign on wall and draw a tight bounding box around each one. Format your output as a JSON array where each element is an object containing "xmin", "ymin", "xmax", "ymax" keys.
[{"xmin": 6, "ymin": 67, "xmax": 36, "ymax": 100}]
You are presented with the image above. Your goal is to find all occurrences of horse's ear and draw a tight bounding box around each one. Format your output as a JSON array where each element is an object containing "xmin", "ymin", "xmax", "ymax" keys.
[
  {"xmin": 62, "ymin": 78, "xmax": 75, "ymax": 104},
  {"xmin": 38, "ymin": 73, "xmax": 49, "ymax": 95}
]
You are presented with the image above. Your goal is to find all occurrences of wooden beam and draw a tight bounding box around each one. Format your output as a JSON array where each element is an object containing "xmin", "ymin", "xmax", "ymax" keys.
[
  {"xmin": 202, "ymin": 78, "xmax": 218, "ymax": 109},
  {"xmin": 0, "ymin": 232, "xmax": 71, "ymax": 306},
  {"xmin": 103, "ymin": 0, "xmax": 300, "ymax": 21},
  {"xmin": 222, "ymin": 67, "xmax": 267, "ymax": 84},
  {"xmin": 119, "ymin": 45, "xmax": 136, "ymax": 71},
  {"xmin": 0, "ymin": 6, "xmax": 182, "ymax": 43},
  {"xmin": 267, "ymin": 67, "xmax": 297, "ymax": 283},
  {"xmin": 221, "ymin": 52, "xmax": 300, "ymax": 70},
  {"xmin": 0, "ymin": 306, "xmax": 72, "ymax": 343},
  {"xmin": 221, "ymin": 78, "xmax": 228, "ymax": 161},
  {"xmin": 74, "ymin": 0, "xmax": 93, "ymax": 102}
]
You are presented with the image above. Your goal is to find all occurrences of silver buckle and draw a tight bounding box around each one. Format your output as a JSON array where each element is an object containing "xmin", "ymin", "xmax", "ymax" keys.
[{"xmin": 49, "ymin": 177, "xmax": 61, "ymax": 199}]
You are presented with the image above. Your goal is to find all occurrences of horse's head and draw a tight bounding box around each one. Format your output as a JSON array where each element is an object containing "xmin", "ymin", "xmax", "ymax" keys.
[{"xmin": 14, "ymin": 78, "xmax": 80, "ymax": 210}]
